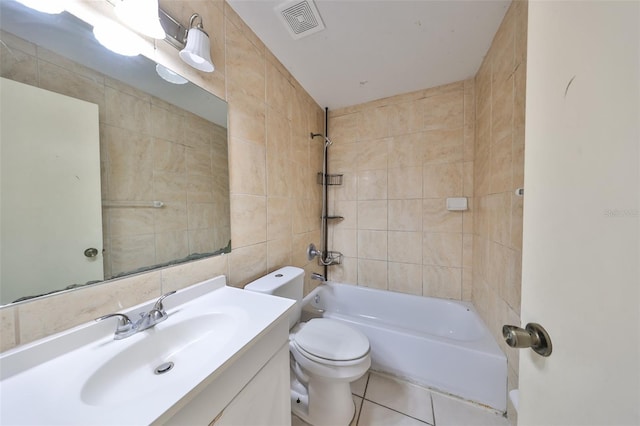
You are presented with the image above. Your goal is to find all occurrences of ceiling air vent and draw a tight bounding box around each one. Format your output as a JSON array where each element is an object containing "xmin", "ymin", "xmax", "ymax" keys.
[{"xmin": 275, "ymin": 0, "xmax": 326, "ymax": 40}]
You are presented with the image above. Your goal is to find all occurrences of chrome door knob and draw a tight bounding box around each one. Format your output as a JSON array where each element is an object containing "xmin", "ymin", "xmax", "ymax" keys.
[
  {"xmin": 84, "ymin": 247, "xmax": 99, "ymax": 258},
  {"xmin": 502, "ymin": 323, "xmax": 553, "ymax": 357}
]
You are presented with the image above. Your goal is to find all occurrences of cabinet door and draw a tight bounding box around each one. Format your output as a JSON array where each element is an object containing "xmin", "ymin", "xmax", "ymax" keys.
[{"xmin": 213, "ymin": 344, "xmax": 291, "ymax": 426}]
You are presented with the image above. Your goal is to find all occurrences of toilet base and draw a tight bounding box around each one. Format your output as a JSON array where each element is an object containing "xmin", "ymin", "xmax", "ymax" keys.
[{"xmin": 291, "ymin": 377, "xmax": 356, "ymax": 426}]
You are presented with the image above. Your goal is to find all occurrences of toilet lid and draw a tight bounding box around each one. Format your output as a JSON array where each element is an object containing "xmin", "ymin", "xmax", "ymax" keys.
[{"xmin": 293, "ymin": 318, "xmax": 370, "ymax": 361}]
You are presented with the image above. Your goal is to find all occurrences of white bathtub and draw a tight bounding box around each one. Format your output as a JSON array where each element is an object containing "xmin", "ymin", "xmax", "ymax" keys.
[{"xmin": 302, "ymin": 282, "xmax": 507, "ymax": 412}]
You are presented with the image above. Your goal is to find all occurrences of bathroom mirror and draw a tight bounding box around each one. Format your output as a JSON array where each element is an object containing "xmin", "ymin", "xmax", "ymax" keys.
[{"xmin": 0, "ymin": 1, "xmax": 230, "ymax": 306}]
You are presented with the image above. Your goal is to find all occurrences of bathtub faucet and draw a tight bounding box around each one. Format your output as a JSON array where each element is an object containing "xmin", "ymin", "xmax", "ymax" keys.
[{"xmin": 311, "ymin": 272, "xmax": 326, "ymax": 282}]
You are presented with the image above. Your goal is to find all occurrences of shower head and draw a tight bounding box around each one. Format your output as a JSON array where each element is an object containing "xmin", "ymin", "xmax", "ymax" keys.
[{"xmin": 310, "ymin": 133, "xmax": 333, "ymax": 147}]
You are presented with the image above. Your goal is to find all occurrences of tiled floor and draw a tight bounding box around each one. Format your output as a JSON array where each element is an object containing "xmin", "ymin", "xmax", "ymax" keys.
[{"xmin": 292, "ymin": 371, "xmax": 510, "ymax": 426}]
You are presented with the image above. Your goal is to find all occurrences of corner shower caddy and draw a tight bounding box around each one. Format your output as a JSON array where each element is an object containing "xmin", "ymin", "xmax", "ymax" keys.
[{"xmin": 309, "ymin": 121, "xmax": 344, "ymax": 269}]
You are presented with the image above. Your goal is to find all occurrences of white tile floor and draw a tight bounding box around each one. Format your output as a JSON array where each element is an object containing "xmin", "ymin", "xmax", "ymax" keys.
[{"xmin": 292, "ymin": 371, "xmax": 510, "ymax": 426}]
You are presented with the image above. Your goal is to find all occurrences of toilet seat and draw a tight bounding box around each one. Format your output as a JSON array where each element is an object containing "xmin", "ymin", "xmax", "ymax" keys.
[{"xmin": 291, "ymin": 318, "xmax": 370, "ymax": 363}]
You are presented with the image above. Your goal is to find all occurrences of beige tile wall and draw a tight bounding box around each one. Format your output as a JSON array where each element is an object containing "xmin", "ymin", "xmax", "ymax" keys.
[
  {"xmin": 472, "ymin": 1, "xmax": 527, "ymax": 423},
  {"xmin": 327, "ymin": 81, "xmax": 475, "ymax": 300},
  {"xmin": 0, "ymin": 0, "xmax": 323, "ymax": 351}
]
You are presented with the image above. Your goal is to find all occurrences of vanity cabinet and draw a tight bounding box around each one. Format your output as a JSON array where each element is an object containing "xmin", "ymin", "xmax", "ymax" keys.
[
  {"xmin": 212, "ymin": 344, "xmax": 290, "ymax": 425},
  {"xmin": 160, "ymin": 310, "xmax": 292, "ymax": 426}
]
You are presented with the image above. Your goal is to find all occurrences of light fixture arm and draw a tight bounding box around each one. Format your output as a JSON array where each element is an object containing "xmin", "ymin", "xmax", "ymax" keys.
[
  {"xmin": 188, "ymin": 13, "xmax": 208, "ymax": 36},
  {"xmin": 158, "ymin": 8, "xmax": 188, "ymax": 50}
]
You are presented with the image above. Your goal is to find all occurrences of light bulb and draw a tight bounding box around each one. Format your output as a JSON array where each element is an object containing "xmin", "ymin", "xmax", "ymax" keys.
[
  {"xmin": 115, "ymin": 0, "xmax": 165, "ymax": 40},
  {"xmin": 93, "ymin": 21, "xmax": 145, "ymax": 57}
]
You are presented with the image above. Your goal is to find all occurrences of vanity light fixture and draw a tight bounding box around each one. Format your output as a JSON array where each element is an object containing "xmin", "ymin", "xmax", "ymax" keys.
[
  {"xmin": 93, "ymin": 19, "xmax": 146, "ymax": 57},
  {"xmin": 14, "ymin": 0, "xmax": 66, "ymax": 14},
  {"xmin": 178, "ymin": 14, "xmax": 215, "ymax": 73},
  {"xmin": 114, "ymin": 0, "xmax": 165, "ymax": 40}
]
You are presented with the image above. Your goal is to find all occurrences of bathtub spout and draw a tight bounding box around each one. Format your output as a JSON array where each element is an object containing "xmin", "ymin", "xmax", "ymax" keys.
[{"xmin": 311, "ymin": 272, "xmax": 326, "ymax": 281}]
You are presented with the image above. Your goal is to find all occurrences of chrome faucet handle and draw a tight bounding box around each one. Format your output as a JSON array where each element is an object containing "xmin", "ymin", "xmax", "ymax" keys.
[
  {"xmin": 152, "ymin": 291, "xmax": 177, "ymax": 314},
  {"xmin": 96, "ymin": 313, "xmax": 135, "ymax": 339}
]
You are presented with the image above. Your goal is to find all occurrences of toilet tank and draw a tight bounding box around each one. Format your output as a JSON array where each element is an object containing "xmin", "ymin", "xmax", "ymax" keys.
[{"xmin": 244, "ymin": 266, "xmax": 304, "ymax": 328}]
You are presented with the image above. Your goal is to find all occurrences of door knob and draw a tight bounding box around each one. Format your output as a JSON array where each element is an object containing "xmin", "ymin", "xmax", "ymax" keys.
[
  {"xmin": 84, "ymin": 247, "xmax": 99, "ymax": 258},
  {"xmin": 502, "ymin": 323, "xmax": 552, "ymax": 357}
]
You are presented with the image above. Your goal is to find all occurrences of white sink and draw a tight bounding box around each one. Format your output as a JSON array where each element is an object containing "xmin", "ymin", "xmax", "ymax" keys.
[
  {"xmin": 81, "ymin": 312, "xmax": 240, "ymax": 406},
  {"xmin": 0, "ymin": 276, "xmax": 295, "ymax": 425}
]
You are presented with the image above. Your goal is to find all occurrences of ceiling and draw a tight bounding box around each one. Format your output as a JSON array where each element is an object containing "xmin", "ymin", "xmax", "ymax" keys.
[{"xmin": 227, "ymin": 0, "xmax": 510, "ymax": 110}]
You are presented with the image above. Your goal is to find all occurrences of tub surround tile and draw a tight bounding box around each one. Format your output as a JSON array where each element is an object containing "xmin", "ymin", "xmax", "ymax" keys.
[
  {"xmin": 329, "ymin": 79, "xmax": 474, "ymax": 307},
  {"xmin": 423, "ymin": 162, "xmax": 463, "ymax": 199},
  {"xmin": 358, "ymin": 200, "xmax": 388, "ymax": 230},
  {"xmin": 471, "ymin": 4, "xmax": 527, "ymax": 401},
  {"xmin": 422, "ymin": 90, "xmax": 464, "ymax": 131},
  {"xmin": 388, "ymin": 263, "xmax": 423, "ymax": 295},
  {"xmin": 359, "ymin": 106, "xmax": 390, "ymax": 141},
  {"xmin": 358, "ymin": 259, "xmax": 388, "ymax": 290},
  {"xmin": 422, "ymin": 265, "xmax": 463, "ymax": 300},
  {"xmin": 357, "ymin": 170, "xmax": 388, "ymax": 201},
  {"xmin": 333, "ymin": 172, "xmax": 358, "ymax": 201},
  {"xmin": 389, "ymin": 200, "xmax": 422, "ymax": 232},
  {"xmin": 389, "ymin": 101, "xmax": 423, "ymax": 137},
  {"xmin": 330, "ymin": 257, "xmax": 359, "ymax": 284},
  {"xmin": 422, "ymin": 233, "xmax": 463, "ymax": 268},
  {"xmin": 358, "ymin": 230, "xmax": 388, "ymax": 261},
  {"xmin": 358, "ymin": 139, "xmax": 390, "ymax": 171},
  {"xmin": 330, "ymin": 143, "xmax": 359, "ymax": 173},
  {"xmin": 388, "ymin": 232, "xmax": 422, "ymax": 265},
  {"xmin": 422, "ymin": 128, "xmax": 464, "ymax": 164},
  {"xmin": 423, "ymin": 199, "xmax": 462, "ymax": 233},
  {"xmin": 388, "ymin": 167, "xmax": 423, "ymax": 200},
  {"xmin": 387, "ymin": 133, "xmax": 424, "ymax": 169}
]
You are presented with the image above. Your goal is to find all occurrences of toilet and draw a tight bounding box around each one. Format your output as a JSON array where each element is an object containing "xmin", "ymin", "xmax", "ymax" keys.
[{"xmin": 245, "ymin": 266, "xmax": 371, "ymax": 426}]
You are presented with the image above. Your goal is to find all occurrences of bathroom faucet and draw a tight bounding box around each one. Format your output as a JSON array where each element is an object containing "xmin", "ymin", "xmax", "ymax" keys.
[
  {"xmin": 136, "ymin": 290, "xmax": 176, "ymax": 331},
  {"xmin": 96, "ymin": 291, "xmax": 177, "ymax": 340},
  {"xmin": 311, "ymin": 272, "xmax": 326, "ymax": 281},
  {"xmin": 95, "ymin": 313, "xmax": 136, "ymax": 339}
]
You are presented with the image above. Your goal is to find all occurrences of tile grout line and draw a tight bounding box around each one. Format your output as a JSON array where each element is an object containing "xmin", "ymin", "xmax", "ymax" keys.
[
  {"xmin": 358, "ymin": 397, "xmax": 433, "ymax": 425},
  {"xmin": 354, "ymin": 373, "xmax": 370, "ymax": 426},
  {"xmin": 359, "ymin": 371, "xmax": 436, "ymax": 425},
  {"xmin": 430, "ymin": 392, "xmax": 437, "ymax": 426}
]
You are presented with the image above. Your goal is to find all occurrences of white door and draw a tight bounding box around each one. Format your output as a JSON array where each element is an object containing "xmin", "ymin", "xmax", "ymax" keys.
[
  {"xmin": 0, "ymin": 77, "xmax": 103, "ymax": 304},
  {"xmin": 518, "ymin": 1, "xmax": 639, "ymax": 425}
]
